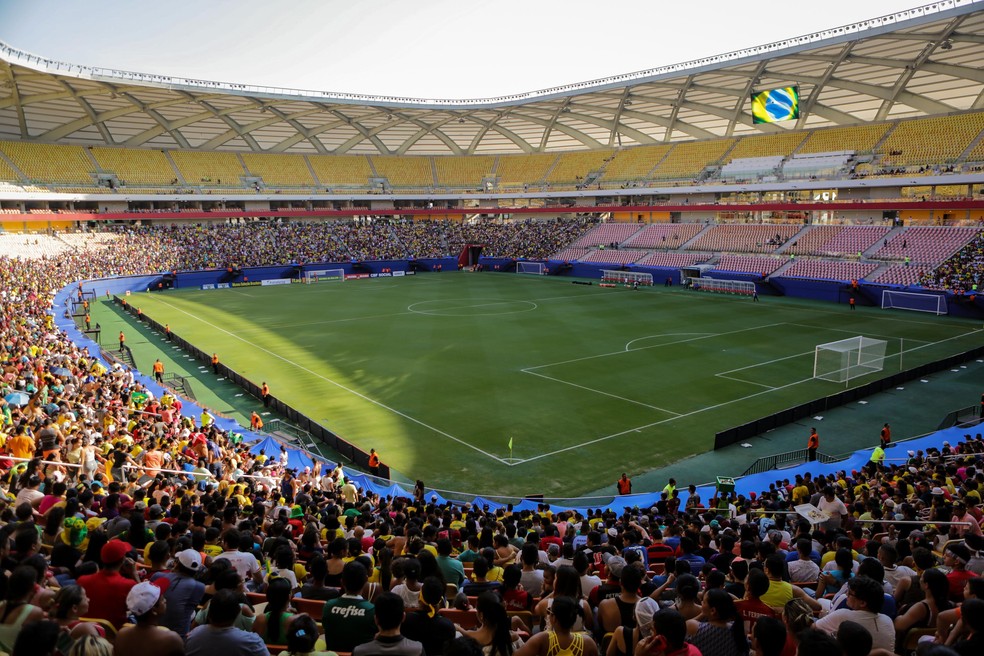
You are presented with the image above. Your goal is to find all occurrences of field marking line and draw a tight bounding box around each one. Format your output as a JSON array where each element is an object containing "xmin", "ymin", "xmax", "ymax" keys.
[
  {"xmin": 408, "ymin": 299, "xmax": 538, "ymax": 316},
  {"xmin": 508, "ymin": 373, "xmax": 818, "ymax": 466},
  {"xmin": 625, "ymin": 333, "xmax": 713, "ymax": 351},
  {"xmin": 522, "ymin": 322, "xmax": 788, "ymax": 372},
  {"xmin": 714, "ymin": 373, "xmax": 777, "ymax": 389},
  {"xmin": 785, "ymin": 323, "xmax": 933, "ymax": 343},
  {"xmin": 522, "ymin": 369, "xmax": 683, "ymax": 415},
  {"xmin": 717, "ymin": 350, "xmax": 814, "ymax": 376},
  {"xmin": 148, "ymin": 297, "xmax": 510, "ymax": 466}
]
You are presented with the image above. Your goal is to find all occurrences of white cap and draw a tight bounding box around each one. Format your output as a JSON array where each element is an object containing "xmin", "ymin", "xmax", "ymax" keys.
[{"xmin": 127, "ymin": 580, "xmax": 166, "ymax": 616}]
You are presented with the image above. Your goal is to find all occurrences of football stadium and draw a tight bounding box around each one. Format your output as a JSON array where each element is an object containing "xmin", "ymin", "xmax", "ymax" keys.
[{"xmin": 2, "ymin": 1, "xmax": 984, "ymax": 652}]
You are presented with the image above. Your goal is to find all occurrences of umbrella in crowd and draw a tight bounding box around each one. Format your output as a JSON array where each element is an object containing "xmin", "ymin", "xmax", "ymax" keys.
[
  {"xmin": 50, "ymin": 366, "xmax": 72, "ymax": 377},
  {"xmin": 3, "ymin": 391, "xmax": 30, "ymax": 407}
]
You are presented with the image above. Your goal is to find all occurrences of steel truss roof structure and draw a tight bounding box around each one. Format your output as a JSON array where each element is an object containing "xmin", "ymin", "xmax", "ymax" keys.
[{"xmin": 1, "ymin": 1, "xmax": 983, "ymax": 156}]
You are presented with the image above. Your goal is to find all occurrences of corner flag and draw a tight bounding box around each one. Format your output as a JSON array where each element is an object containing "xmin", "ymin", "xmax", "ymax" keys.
[{"xmin": 508, "ymin": 437, "xmax": 513, "ymax": 451}]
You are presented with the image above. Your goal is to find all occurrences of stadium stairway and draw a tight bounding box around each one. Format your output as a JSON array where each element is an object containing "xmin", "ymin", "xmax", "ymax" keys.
[
  {"xmin": 773, "ymin": 225, "xmax": 813, "ymax": 254},
  {"xmin": 864, "ymin": 225, "xmax": 906, "ymax": 257},
  {"xmin": 765, "ymin": 258, "xmax": 798, "ymax": 279},
  {"xmin": 677, "ymin": 224, "xmax": 714, "ymax": 250}
]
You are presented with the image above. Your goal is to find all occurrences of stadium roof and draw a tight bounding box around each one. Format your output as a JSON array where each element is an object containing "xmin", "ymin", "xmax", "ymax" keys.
[{"xmin": 1, "ymin": 0, "xmax": 983, "ymax": 156}]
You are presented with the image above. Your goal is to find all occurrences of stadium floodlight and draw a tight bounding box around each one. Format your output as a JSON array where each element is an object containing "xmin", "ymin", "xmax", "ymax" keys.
[
  {"xmin": 516, "ymin": 262, "xmax": 545, "ymax": 275},
  {"xmin": 601, "ymin": 270, "xmax": 653, "ymax": 286},
  {"xmin": 813, "ymin": 336, "xmax": 887, "ymax": 383},
  {"xmin": 303, "ymin": 269, "xmax": 345, "ymax": 284},
  {"xmin": 881, "ymin": 290, "xmax": 947, "ymax": 315}
]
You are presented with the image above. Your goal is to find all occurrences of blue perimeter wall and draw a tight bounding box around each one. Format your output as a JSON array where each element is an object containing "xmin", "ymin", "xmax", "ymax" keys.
[{"xmin": 54, "ymin": 258, "xmax": 975, "ymax": 512}]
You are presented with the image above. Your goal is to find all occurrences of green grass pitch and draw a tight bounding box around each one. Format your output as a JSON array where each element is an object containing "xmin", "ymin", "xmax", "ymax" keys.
[{"xmin": 121, "ymin": 273, "xmax": 983, "ymax": 497}]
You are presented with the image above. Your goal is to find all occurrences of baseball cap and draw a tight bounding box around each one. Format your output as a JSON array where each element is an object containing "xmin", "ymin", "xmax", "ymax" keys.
[
  {"xmin": 907, "ymin": 450, "xmax": 915, "ymax": 457},
  {"xmin": 606, "ymin": 556, "xmax": 627, "ymax": 578},
  {"xmin": 176, "ymin": 549, "xmax": 202, "ymax": 572},
  {"xmin": 634, "ymin": 597, "xmax": 659, "ymax": 636},
  {"xmin": 127, "ymin": 580, "xmax": 168, "ymax": 617},
  {"xmin": 101, "ymin": 540, "xmax": 134, "ymax": 565},
  {"xmin": 148, "ymin": 504, "xmax": 164, "ymax": 519},
  {"xmin": 931, "ymin": 487, "xmax": 945, "ymax": 496},
  {"xmin": 119, "ymin": 500, "xmax": 135, "ymax": 512}
]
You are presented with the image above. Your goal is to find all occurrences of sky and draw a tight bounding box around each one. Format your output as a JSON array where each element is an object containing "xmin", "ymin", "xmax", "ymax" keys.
[{"xmin": 0, "ymin": 0, "xmax": 945, "ymax": 99}]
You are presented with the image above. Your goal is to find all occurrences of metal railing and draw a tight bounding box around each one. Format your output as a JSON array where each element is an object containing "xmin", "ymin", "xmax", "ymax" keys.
[{"xmin": 741, "ymin": 449, "xmax": 841, "ymax": 477}]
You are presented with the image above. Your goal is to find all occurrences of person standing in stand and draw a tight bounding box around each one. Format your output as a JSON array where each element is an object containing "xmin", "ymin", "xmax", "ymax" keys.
[
  {"xmin": 261, "ymin": 382, "xmax": 270, "ymax": 408},
  {"xmin": 807, "ymin": 428, "xmax": 819, "ymax": 462},
  {"xmin": 617, "ymin": 473, "xmax": 632, "ymax": 495},
  {"xmin": 212, "ymin": 353, "xmax": 219, "ymax": 374},
  {"xmin": 119, "ymin": 330, "xmax": 126, "ymax": 351},
  {"xmin": 368, "ymin": 449, "xmax": 380, "ymax": 477},
  {"xmin": 880, "ymin": 423, "xmax": 891, "ymax": 448}
]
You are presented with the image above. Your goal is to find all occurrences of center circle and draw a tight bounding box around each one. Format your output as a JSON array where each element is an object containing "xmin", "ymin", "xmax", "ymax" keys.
[{"xmin": 407, "ymin": 297, "xmax": 538, "ymax": 317}]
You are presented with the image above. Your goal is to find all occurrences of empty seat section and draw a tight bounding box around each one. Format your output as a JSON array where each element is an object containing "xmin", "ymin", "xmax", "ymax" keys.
[
  {"xmin": 623, "ymin": 223, "xmax": 703, "ymax": 249},
  {"xmin": 877, "ymin": 112, "xmax": 984, "ymax": 166},
  {"xmin": 496, "ymin": 154, "xmax": 557, "ymax": 189},
  {"xmin": 371, "ymin": 156, "xmax": 433, "ymax": 188},
  {"xmin": 582, "ymin": 250, "xmax": 644, "ymax": 265},
  {"xmin": 651, "ymin": 139, "xmax": 734, "ymax": 180},
  {"xmin": 547, "ymin": 151, "xmax": 609, "ymax": 185},
  {"xmin": 169, "ymin": 151, "xmax": 246, "ymax": 186},
  {"xmin": 434, "ymin": 156, "xmax": 495, "ymax": 188},
  {"xmin": 714, "ymin": 255, "xmax": 788, "ymax": 275},
  {"xmin": 797, "ymin": 123, "xmax": 890, "ymax": 155},
  {"xmin": 724, "ymin": 132, "xmax": 806, "ymax": 162},
  {"xmin": 0, "ymin": 141, "xmax": 94, "ymax": 184},
  {"xmin": 780, "ymin": 260, "xmax": 877, "ymax": 281},
  {"xmin": 571, "ymin": 223, "xmax": 642, "ymax": 247},
  {"xmin": 636, "ymin": 252, "xmax": 711, "ymax": 268},
  {"xmin": 818, "ymin": 225, "xmax": 890, "ymax": 256},
  {"xmin": 241, "ymin": 153, "xmax": 315, "ymax": 187},
  {"xmin": 90, "ymin": 148, "xmax": 176, "ymax": 186},
  {"xmin": 0, "ymin": 156, "xmax": 20, "ymax": 183},
  {"xmin": 686, "ymin": 224, "xmax": 799, "ymax": 253},
  {"xmin": 783, "ymin": 225, "xmax": 841, "ymax": 255},
  {"xmin": 869, "ymin": 226, "xmax": 978, "ymax": 264},
  {"xmin": 870, "ymin": 264, "xmax": 931, "ymax": 287},
  {"xmin": 551, "ymin": 247, "xmax": 590, "ymax": 261},
  {"xmin": 603, "ymin": 145, "xmax": 671, "ymax": 182},
  {"xmin": 308, "ymin": 155, "xmax": 373, "ymax": 186}
]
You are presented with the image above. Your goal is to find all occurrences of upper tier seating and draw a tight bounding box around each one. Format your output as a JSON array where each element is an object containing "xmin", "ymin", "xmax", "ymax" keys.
[
  {"xmin": 797, "ymin": 123, "xmax": 890, "ymax": 155},
  {"xmin": 308, "ymin": 155, "xmax": 373, "ymax": 186},
  {"xmin": 547, "ymin": 151, "xmax": 610, "ymax": 185},
  {"xmin": 371, "ymin": 156, "xmax": 434, "ymax": 188},
  {"xmin": 686, "ymin": 224, "xmax": 800, "ymax": 253},
  {"xmin": 0, "ymin": 156, "xmax": 20, "ymax": 184},
  {"xmin": 877, "ymin": 113, "xmax": 984, "ymax": 166},
  {"xmin": 652, "ymin": 139, "xmax": 735, "ymax": 180},
  {"xmin": 817, "ymin": 225, "xmax": 891, "ymax": 256},
  {"xmin": 724, "ymin": 132, "xmax": 807, "ymax": 163},
  {"xmin": 434, "ymin": 156, "xmax": 495, "ymax": 188},
  {"xmin": 241, "ymin": 153, "xmax": 315, "ymax": 187},
  {"xmin": 782, "ymin": 151, "xmax": 853, "ymax": 179},
  {"xmin": 635, "ymin": 252, "xmax": 711, "ymax": 268},
  {"xmin": 571, "ymin": 223, "xmax": 643, "ymax": 247},
  {"xmin": 581, "ymin": 250, "xmax": 645, "ymax": 265},
  {"xmin": 622, "ymin": 223, "xmax": 703, "ymax": 249},
  {"xmin": 720, "ymin": 156, "xmax": 783, "ymax": 180},
  {"xmin": 602, "ymin": 145, "xmax": 671, "ymax": 182},
  {"xmin": 0, "ymin": 142, "xmax": 94, "ymax": 184},
  {"xmin": 496, "ymin": 154, "xmax": 557, "ymax": 188},
  {"xmin": 90, "ymin": 148, "xmax": 177, "ymax": 186},
  {"xmin": 713, "ymin": 255, "xmax": 788, "ymax": 276},
  {"xmin": 169, "ymin": 151, "xmax": 246, "ymax": 186},
  {"xmin": 778, "ymin": 260, "xmax": 878, "ymax": 281},
  {"xmin": 868, "ymin": 226, "xmax": 979, "ymax": 264}
]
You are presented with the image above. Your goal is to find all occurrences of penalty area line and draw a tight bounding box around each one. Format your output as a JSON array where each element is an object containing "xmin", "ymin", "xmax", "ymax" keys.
[
  {"xmin": 521, "ymin": 369, "xmax": 682, "ymax": 416},
  {"xmin": 148, "ymin": 297, "xmax": 510, "ymax": 466}
]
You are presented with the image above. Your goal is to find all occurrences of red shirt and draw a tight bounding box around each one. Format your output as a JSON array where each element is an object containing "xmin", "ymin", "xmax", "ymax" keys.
[{"xmin": 77, "ymin": 569, "xmax": 137, "ymax": 629}]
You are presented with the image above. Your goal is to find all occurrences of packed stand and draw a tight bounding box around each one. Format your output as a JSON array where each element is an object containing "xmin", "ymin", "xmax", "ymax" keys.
[{"xmin": 918, "ymin": 231, "xmax": 984, "ymax": 293}]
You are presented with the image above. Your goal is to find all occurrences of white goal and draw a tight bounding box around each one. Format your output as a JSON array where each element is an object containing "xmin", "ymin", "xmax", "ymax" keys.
[
  {"xmin": 516, "ymin": 262, "xmax": 545, "ymax": 275},
  {"xmin": 601, "ymin": 270, "xmax": 653, "ymax": 286},
  {"xmin": 693, "ymin": 277, "xmax": 755, "ymax": 296},
  {"xmin": 881, "ymin": 290, "xmax": 947, "ymax": 315},
  {"xmin": 303, "ymin": 269, "xmax": 345, "ymax": 284},
  {"xmin": 813, "ymin": 336, "xmax": 888, "ymax": 383}
]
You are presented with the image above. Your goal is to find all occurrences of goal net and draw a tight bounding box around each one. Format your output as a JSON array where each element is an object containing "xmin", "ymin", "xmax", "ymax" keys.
[
  {"xmin": 881, "ymin": 290, "xmax": 947, "ymax": 315},
  {"xmin": 303, "ymin": 269, "xmax": 345, "ymax": 284},
  {"xmin": 601, "ymin": 270, "xmax": 653, "ymax": 286},
  {"xmin": 516, "ymin": 262, "xmax": 545, "ymax": 275},
  {"xmin": 692, "ymin": 277, "xmax": 755, "ymax": 296},
  {"xmin": 813, "ymin": 336, "xmax": 888, "ymax": 383}
]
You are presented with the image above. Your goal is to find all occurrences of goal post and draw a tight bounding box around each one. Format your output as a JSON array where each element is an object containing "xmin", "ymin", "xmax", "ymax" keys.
[
  {"xmin": 601, "ymin": 270, "xmax": 653, "ymax": 286},
  {"xmin": 516, "ymin": 262, "xmax": 545, "ymax": 275},
  {"xmin": 303, "ymin": 268, "xmax": 345, "ymax": 284},
  {"xmin": 692, "ymin": 277, "xmax": 755, "ymax": 296},
  {"xmin": 881, "ymin": 290, "xmax": 947, "ymax": 315},
  {"xmin": 813, "ymin": 336, "xmax": 888, "ymax": 383}
]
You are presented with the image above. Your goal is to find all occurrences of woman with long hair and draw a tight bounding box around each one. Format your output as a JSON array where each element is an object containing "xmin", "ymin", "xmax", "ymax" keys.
[
  {"xmin": 894, "ymin": 567, "xmax": 953, "ymax": 646},
  {"xmin": 686, "ymin": 588, "xmax": 749, "ymax": 656},
  {"xmin": 672, "ymin": 574, "xmax": 703, "ymax": 621},
  {"xmin": 780, "ymin": 598, "xmax": 814, "ymax": 656},
  {"xmin": 50, "ymin": 585, "xmax": 105, "ymax": 654},
  {"xmin": 513, "ymin": 596, "xmax": 598, "ymax": 656},
  {"xmin": 457, "ymin": 592, "xmax": 525, "ymax": 656},
  {"xmin": 534, "ymin": 565, "xmax": 592, "ymax": 633},
  {"xmin": 816, "ymin": 548, "xmax": 854, "ymax": 598},
  {"xmin": 252, "ymin": 577, "xmax": 295, "ymax": 646},
  {"xmin": 0, "ymin": 566, "xmax": 47, "ymax": 652}
]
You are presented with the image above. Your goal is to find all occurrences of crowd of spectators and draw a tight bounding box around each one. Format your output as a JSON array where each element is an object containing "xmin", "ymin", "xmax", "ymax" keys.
[
  {"xmin": 0, "ymin": 225, "xmax": 981, "ymax": 656},
  {"xmin": 919, "ymin": 232, "xmax": 984, "ymax": 293}
]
